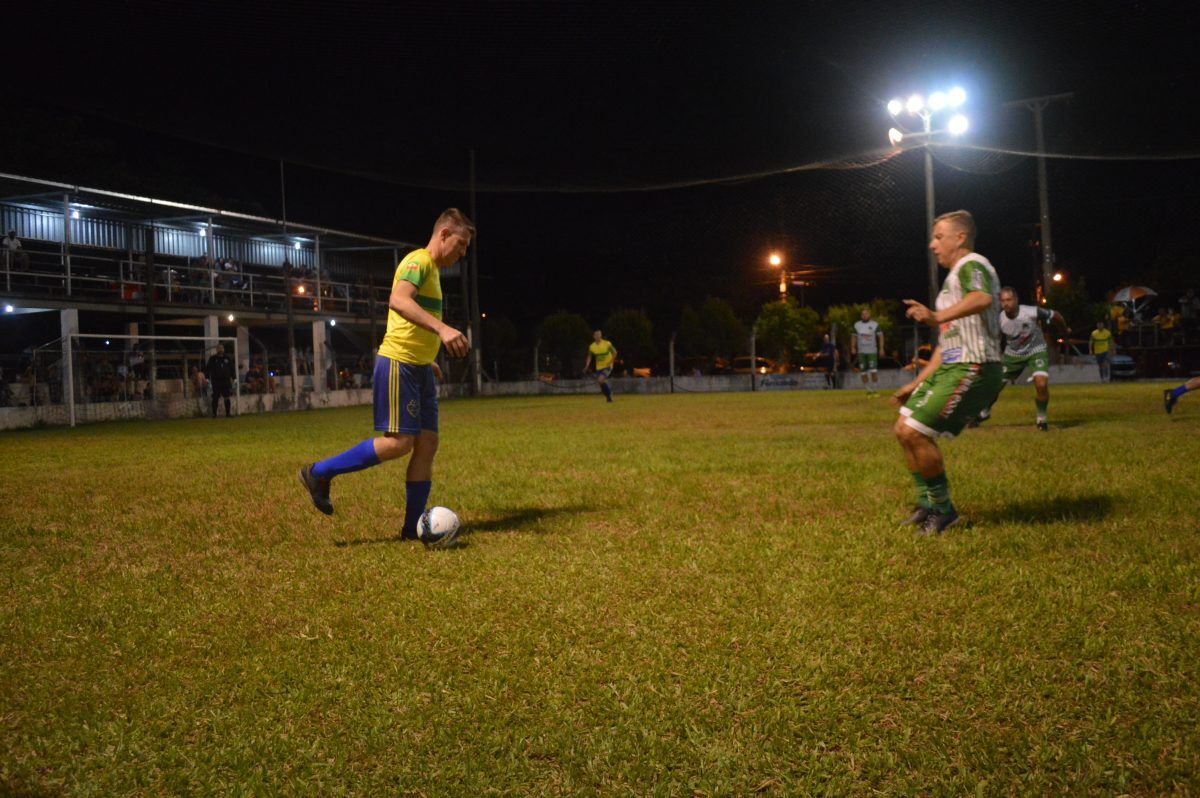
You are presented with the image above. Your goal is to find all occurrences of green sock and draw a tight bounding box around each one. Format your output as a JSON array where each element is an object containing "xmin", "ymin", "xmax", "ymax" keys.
[
  {"xmin": 911, "ymin": 471, "xmax": 931, "ymax": 509},
  {"xmin": 925, "ymin": 472, "xmax": 952, "ymax": 513},
  {"xmin": 1035, "ymin": 398, "xmax": 1048, "ymax": 420}
]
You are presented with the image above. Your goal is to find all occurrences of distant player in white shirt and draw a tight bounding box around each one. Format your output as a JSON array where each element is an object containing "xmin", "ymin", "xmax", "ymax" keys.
[
  {"xmin": 851, "ymin": 308, "xmax": 884, "ymax": 396},
  {"xmin": 970, "ymin": 287, "xmax": 1065, "ymax": 431}
]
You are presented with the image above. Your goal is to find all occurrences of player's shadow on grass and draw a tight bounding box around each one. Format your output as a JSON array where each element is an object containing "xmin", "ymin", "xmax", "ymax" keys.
[
  {"xmin": 333, "ymin": 504, "xmax": 593, "ymax": 547},
  {"xmin": 990, "ymin": 493, "xmax": 1116, "ymax": 525}
]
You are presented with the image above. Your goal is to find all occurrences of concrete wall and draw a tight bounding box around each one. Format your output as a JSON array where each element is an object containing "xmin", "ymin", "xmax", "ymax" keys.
[{"xmin": 0, "ymin": 364, "xmax": 1107, "ymax": 431}]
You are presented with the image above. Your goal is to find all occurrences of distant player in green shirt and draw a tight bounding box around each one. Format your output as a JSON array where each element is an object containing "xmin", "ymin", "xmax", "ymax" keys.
[
  {"xmin": 891, "ymin": 210, "xmax": 1003, "ymax": 535},
  {"xmin": 970, "ymin": 287, "xmax": 1066, "ymax": 431},
  {"xmin": 583, "ymin": 330, "xmax": 617, "ymax": 403}
]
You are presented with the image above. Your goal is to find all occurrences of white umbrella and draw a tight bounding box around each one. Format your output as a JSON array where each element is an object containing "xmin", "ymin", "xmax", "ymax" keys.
[{"xmin": 1112, "ymin": 286, "xmax": 1157, "ymax": 303}]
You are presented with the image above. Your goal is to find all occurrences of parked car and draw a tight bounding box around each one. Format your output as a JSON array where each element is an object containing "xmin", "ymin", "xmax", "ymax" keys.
[{"xmin": 731, "ymin": 356, "xmax": 776, "ymax": 375}]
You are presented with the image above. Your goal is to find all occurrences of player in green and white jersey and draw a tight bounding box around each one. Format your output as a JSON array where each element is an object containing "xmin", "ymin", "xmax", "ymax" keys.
[
  {"xmin": 890, "ymin": 210, "xmax": 1003, "ymax": 535},
  {"xmin": 851, "ymin": 308, "xmax": 884, "ymax": 396},
  {"xmin": 970, "ymin": 287, "xmax": 1066, "ymax": 431}
]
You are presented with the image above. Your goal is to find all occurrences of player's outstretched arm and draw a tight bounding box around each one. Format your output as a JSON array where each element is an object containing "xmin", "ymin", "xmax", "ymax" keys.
[
  {"xmin": 904, "ymin": 291, "xmax": 992, "ymax": 327},
  {"xmin": 388, "ymin": 281, "xmax": 470, "ymax": 358}
]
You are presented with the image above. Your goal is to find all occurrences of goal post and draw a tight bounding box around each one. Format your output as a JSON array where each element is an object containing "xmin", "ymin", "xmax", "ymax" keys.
[{"xmin": 59, "ymin": 333, "xmax": 240, "ymax": 427}]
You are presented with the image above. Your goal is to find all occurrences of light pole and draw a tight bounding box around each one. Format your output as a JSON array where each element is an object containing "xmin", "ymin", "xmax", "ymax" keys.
[{"xmin": 887, "ymin": 87, "xmax": 969, "ymax": 305}]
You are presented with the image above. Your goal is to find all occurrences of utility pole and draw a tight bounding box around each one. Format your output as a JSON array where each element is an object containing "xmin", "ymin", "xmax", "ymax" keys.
[
  {"xmin": 469, "ymin": 149, "xmax": 482, "ymax": 395},
  {"xmin": 1005, "ymin": 93, "xmax": 1072, "ymax": 298}
]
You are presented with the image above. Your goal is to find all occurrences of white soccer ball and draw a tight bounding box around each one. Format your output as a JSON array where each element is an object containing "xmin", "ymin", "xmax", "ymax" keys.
[{"xmin": 417, "ymin": 506, "xmax": 461, "ymax": 548}]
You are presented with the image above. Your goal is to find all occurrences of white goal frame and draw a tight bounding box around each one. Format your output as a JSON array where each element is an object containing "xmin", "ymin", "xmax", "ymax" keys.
[{"xmin": 65, "ymin": 333, "xmax": 240, "ymax": 427}]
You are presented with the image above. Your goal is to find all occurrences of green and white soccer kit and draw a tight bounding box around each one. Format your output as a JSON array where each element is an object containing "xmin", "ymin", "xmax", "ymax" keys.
[
  {"xmin": 854, "ymin": 319, "xmax": 880, "ymax": 371},
  {"xmin": 1000, "ymin": 304, "xmax": 1054, "ymax": 382},
  {"xmin": 900, "ymin": 253, "xmax": 1004, "ymax": 438}
]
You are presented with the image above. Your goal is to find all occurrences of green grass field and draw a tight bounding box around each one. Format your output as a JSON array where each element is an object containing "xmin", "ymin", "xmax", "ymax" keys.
[{"xmin": 2, "ymin": 384, "xmax": 1198, "ymax": 795}]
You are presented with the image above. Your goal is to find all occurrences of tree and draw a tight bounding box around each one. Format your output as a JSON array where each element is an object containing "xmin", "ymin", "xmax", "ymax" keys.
[
  {"xmin": 1045, "ymin": 278, "xmax": 1104, "ymax": 334},
  {"xmin": 602, "ymin": 308, "xmax": 655, "ymax": 370},
  {"xmin": 699, "ymin": 298, "xmax": 747, "ymax": 361},
  {"xmin": 482, "ymin": 315, "xmax": 522, "ymax": 380},
  {"xmin": 537, "ymin": 311, "xmax": 591, "ymax": 378},
  {"xmin": 754, "ymin": 298, "xmax": 820, "ymax": 367},
  {"xmin": 676, "ymin": 297, "xmax": 746, "ymax": 362}
]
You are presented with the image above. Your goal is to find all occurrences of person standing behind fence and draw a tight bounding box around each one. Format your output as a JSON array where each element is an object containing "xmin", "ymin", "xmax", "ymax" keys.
[
  {"xmin": 204, "ymin": 344, "xmax": 235, "ymax": 418},
  {"xmin": 2, "ymin": 230, "xmax": 28, "ymax": 271}
]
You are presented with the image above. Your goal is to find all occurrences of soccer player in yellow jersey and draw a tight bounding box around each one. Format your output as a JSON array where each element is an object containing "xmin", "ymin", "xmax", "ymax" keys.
[
  {"xmin": 299, "ymin": 209, "xmax": 473, "ymax": 541},
  {"xmin": 583, "ymin": 329, "xmax": 617, "ymax": 402}
]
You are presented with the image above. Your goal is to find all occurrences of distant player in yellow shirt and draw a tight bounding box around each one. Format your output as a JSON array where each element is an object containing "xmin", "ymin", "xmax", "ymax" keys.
[
  {"xmin": 299, "ymin": 209, "xmax": 473, "ymax": 542},
  {"xmin": 583, "ymin": 330, "xmax": 617, "ymax": 403},
  {"xmin": 1089, "ymin": 321, "xmax": 1113, "ymax": 383}
]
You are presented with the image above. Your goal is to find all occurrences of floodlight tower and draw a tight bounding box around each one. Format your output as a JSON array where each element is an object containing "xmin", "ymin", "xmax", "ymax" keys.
[{"xmin": 886, "ymin": 87, "xmax": 969, "ymax": 304}]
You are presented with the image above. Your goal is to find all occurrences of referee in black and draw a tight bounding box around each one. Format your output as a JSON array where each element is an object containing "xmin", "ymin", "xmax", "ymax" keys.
[{"xmin": 204, "ymin": 344, "xmax": 236, "ymax": 418}]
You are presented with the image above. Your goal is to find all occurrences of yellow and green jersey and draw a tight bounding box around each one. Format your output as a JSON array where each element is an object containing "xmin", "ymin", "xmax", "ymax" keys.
[
  {"xmin": 1090, "ymin": 328, "xmax": 1112, "ymax": 354},
  {"xmin": 378, "ymin": 248, "xmax": 443, "ymax": 365},
  {"xmin": 589, "ymin": 339, "xmax": 616, "ymax": 370}
]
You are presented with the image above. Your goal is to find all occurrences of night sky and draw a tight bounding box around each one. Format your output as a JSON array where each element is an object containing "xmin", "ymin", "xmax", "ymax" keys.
[{"xmin": 8, "ymin": 1, "xmax": 1200, "ymax": 334}]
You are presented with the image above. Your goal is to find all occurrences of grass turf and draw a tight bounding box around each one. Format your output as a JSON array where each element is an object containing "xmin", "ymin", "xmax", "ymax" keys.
[{"xmin": 1, "ymin": 384, "xmax": 1197, "ymax": 795}]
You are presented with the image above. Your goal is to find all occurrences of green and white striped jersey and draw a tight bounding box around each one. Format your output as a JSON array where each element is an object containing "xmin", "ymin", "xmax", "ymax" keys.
[
  {"xmin": 1000, "ymin": 304, "xmax": 1054, "ymax": 357},
  {"xmin": 936, "ymin": 253, "xmax": 1001, "ymax": 364}
]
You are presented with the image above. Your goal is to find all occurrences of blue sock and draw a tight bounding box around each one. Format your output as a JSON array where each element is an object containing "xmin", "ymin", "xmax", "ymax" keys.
[
  {"xmin": 312, "ymin": 438, "xmax": 381, "ymax": 480},
  {"xmin": 402, "ymin": 480, "xmax": 432, "ymax": 534},
  {"xmin": 1172, "ymin": 384, "xmax": 1190, "ymax": 400},
  {"xmin": 601, "ymin": 382, "xmax": 612, "ymax": 400}
]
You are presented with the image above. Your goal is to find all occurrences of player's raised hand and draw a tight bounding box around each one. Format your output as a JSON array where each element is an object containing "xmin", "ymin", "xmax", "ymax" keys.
[
  {"xmin": 903, "ymin": 299, "xmax": 935, "ymax": 326},
  {"xmin": 440, "ymin": 325, "xmax": 470, "ymax": 358}
]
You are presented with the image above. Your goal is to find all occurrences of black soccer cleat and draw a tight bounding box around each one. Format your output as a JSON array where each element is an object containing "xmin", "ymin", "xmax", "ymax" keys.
[
  {"xmin": 967, "ymin": 410, "xmax": 990, "ymax": 429},
  {"xmin": 1036, "ymin": 420, "xmax": 1049, "ymax": 432},
  {"xmin": 298, "ymin": 464, "xmax": 334, "ymax": 515},
  {"xmin": 901, "ymin": 507, "xmax": 931, "ymax": 527},
  {"xmin": 1164, "ymin": 389, "xmax": 1177, "ymax": 415},
  {"xmin": 920, "ymin": 506, "xmax": 961, "ymax": 535}
]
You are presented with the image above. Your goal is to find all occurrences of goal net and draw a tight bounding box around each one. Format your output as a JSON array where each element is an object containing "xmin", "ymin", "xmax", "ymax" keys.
[{"xmin": 23, "ymin": 333, "xmax": 240, "ymax": 427}]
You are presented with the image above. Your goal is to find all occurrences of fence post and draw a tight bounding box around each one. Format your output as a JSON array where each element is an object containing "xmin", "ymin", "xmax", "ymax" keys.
[
  {"xmin": 750, "ymin": 331, "xmax": 757, "ymax": 392},
  {"xmin": 669, "ymin": 332, "xmax": 676, "ymax": 394},
  {"xmin": 533, "ymin": 342, "xmax": 539, "ymax": 381}
]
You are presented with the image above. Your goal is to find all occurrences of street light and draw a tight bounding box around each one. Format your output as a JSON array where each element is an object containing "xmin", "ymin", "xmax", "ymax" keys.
[{"xmin": 886, "ymin": 85, "xmax": 971, "ymax": 304}]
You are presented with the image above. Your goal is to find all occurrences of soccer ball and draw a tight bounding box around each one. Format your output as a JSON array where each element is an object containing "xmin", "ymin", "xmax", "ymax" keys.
[{"xmin": 417, "ymin": 506, "xmax": 461, "ymax": 548}]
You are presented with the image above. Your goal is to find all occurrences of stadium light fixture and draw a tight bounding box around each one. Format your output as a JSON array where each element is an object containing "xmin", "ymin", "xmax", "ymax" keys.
[
  {"xmin": 4, "ymin": 304, "xmax": 13, "ymax": 313},
  {"xmin": 768, "ymin": 253, "xmax": 782, "ymax": 267},
  {"xmin": 1052, "ymin": 272, "xmax": 1064, "ymax": 283},
  {"xmin": 227, "ymin": 313, "xmax": 235, "ymax": 322},
  {"xmin": 330, "ymin": 319, "xmax": 337, "ymax": 327},
  {"xmin": 71, "ymin": 209, "xmax": 81, "ymax": 220},
  {"xmin": 199, "ymin": 228, "xmax": 207, "ymax": 238},
  {"xmin": 885, "ymin": 82, "xmax": 971, "ymax": 304},
  {"xmin": 294, "ymin": 241, "xmax": 301, "ymax": 250},
  {"xmin": 297, "ymin": 285, "xmax": 306, "ymax": 294},
  {"xmin": 104, "ymin": 339, "xmax": 110, "ymax": 346}
]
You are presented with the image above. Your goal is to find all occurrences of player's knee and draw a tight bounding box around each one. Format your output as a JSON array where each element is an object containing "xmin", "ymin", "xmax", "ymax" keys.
[
  {"xmin": 376, "ymin": 433, "xmax": 415, "ymax": 461},
  {"xmin": 413, "ymin": 431, "xmax": 439, "ymax": 458}
]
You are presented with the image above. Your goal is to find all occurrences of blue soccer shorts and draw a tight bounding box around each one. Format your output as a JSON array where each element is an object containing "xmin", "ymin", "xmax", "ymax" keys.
[{"xmin": 373, "ymin": 356, "xmax": 438, "ymax": 435}]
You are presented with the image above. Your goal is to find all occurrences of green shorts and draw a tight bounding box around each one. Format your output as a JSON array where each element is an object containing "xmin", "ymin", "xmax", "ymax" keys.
[
  {"xmin": 1002, "ymin": 351, "xmax": 1050, "ymax": 383},
  {"xmin": 857, "ymin": 353, "xmax": 878, "ymax": 372},
  {"xmin": 900, "ymin": 362, "xmax": 1004, "ymax": 439}
]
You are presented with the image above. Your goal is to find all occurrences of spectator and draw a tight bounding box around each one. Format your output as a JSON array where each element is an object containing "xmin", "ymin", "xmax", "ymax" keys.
[
  {"xmin": 1180, "ymin": 289, "xmax": 1200, "ymax": 339},
  {"xmin": 2, "ymin": 230, "xmax": 29, "ymax": 271},
  {"xmin": 204, "ymin": 344, "xmax": 235, "ymax": 418},
  {"xmin": 190, "ymin": 365, "xmax": 209, "ymax": 397}
]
